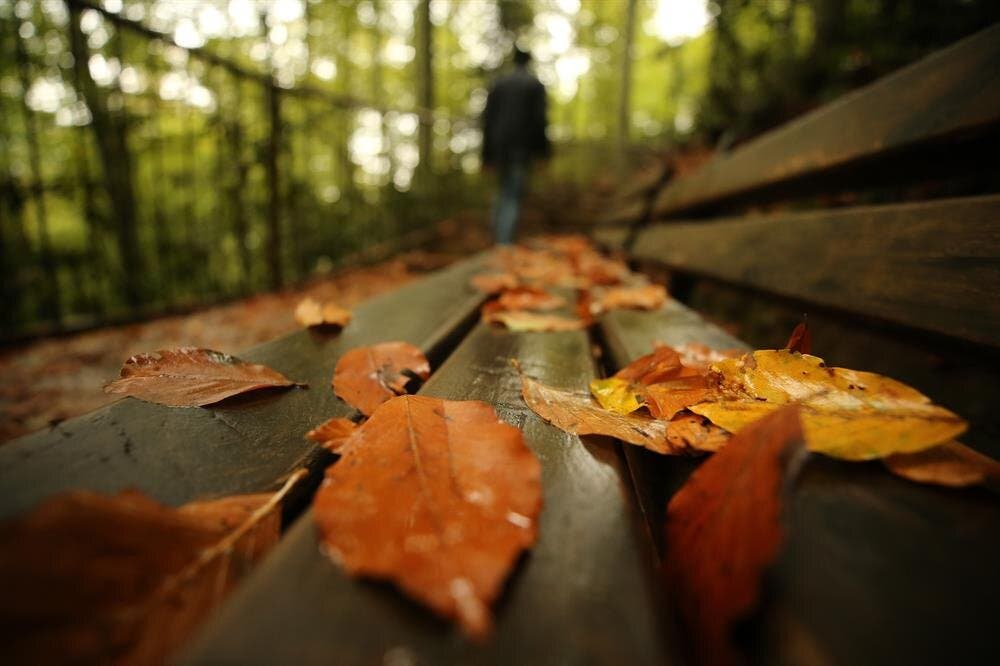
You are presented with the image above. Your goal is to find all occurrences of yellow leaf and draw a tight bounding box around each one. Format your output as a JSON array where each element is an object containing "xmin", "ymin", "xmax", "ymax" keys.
[
  {"xmin": 692, "ymin": 350, "xmax": 967, "ymax": 461},
  {"xmin": 589, "ymin": 377, "xmax": 643, "ymax": 415}
]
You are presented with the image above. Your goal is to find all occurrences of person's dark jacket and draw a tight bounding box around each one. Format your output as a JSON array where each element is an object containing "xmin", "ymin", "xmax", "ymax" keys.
[{"xmin": 482, "ymin": 66, "xmax": 551, "ymax": 167}]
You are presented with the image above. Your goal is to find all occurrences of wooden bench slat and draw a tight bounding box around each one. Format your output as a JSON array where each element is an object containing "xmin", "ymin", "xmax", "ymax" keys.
[
  {"xmin": 181, "ymin": 322, "xmax": 676, "ymax": 665},
  {"xmin": 0, "ymin": 257, "xmax": 486, "ymax": 520},
  {"xmin": 598, "ymin": 306, "xmax": 1000, "ymax": 665},
  {"xmin": 651, "ymin": 23, "xmax": 1000, "ymax": 217},
  {"xmin": 622, "ymin": 195, "xmax": 1000, "ymax": 347}
]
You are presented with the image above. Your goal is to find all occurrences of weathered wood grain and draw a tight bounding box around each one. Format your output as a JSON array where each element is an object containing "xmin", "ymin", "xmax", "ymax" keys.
[
  {"xmin": 0, "ymin": 257, "xmax": 486, "ymax": 520},
  {"xmin": 651, "ymin": 23, "xmax": 1000, "ymax": 217},
  {"xmin": 181, "ymin": 322, "xmax": 676, "ymax": 665},
  {"xmin": 623, "ymin": 195, "xmax": 1000, "ymax": 347},
  {"xmin": 598, "ymin": 305, "xmax": 1000, "ymax": 666}
]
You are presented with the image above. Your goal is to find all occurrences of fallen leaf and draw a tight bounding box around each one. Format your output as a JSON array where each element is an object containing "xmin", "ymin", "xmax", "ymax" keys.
[
  {"xmin": 294, "ymin": 297, "xmax": 352, "ymax": 328},
  {"xmin": 306, "ymin": 416, "xmax": 359, "ymax": 453},
  {"xmin": 470, "ymin": 272, "xmax": 518, "ymax": 294},
  {"xmin": 665, "ymin": 406, "xmax": 808, "ymax": 666},
  {"xmin": 496, "ymin": 286, "xmax": 566, "ymax": 312},
  {"xmin": 884, "ymin": 440, "xmax": 1000, "ymax": 488},
  {"xmin": 484, "ymin": 309, "xmax": 586, "ymax": 332},
  {"xmin": 313, "ymin": 395, "xmax": 541, "ymax": 640},
  {"xmin": 521, "ymin": 374, "xmax": 725, "ymax": 454},
  {"xmin": 784, "ymin": 322, "xmax": 811, "ymax": 354},
  {"xmin": 642, "ymin": 375, "xmax": 716, "ymax": 420},
  {"xmin": 0, "ymin": 471, "xmax": 303, "ymax": 665},
  {"xmin": 104, "ymin": 347, "xmax": 303, "ymax": 407},
  {"xmin": 672, "ymin": 342, "xmax": 743, "ymax": 373},
  {"xmin": 615, "ymin": 345, "xmax": 689, "ymax": 385},
  {"xmin": 332, "ymin": 342, "xmax": 431, "ymax": 416},
  {"xmin": 589, "ymin": 377, "xmax": 643, "ymax": 415},
  {"xmin": 691, "ymin": 350, "xmax": 967, "ymax": 460},
  {"xmin": 594, "ymin": 283, "xmax": 668, "ymax": 313}
]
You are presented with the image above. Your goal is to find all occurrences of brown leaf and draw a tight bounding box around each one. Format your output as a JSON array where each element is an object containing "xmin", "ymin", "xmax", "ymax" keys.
[
  {"xmin": 496, "ymin": 286, "xmax": 566, "ymax": 312},
  {"xmin": 594, "ymin": 283, "xmax": 668, "ymax": 313},
  {"xmin": 104, "ymin": 347, "xmax": 303, "ymax": 407},
  {"xmin": 784, "ymin": 321, "xmax": 811, "ymax": 354},
  {"xmin": 470, "ymin": 272, "xmax": 519, "ymax": 294},
  {"xmin": 332, "ymin": 342, "xmax": 431, "ymax": 416},
  {"xmin": 884, "ymin": 440, "xmax": 1000, "ymax": 488},
  {"xmin": 642, "ymin": 375, "xmax": 716, "ymax": 420},
  {"xmin": 665, "ymin": 406, "xmax": 808, "ymax": 666},
  {"xmin": 521, "ymin": 374, "xmax": 724, "ymax": 454},
  {"xmin": 0, "ymin": 471, "xmax": 303, "ymax": 665},
  {"xmin": 313, "ymin": 395, "xmax": 541, "ymax": 639},
  {"xmin": 483, "ymin": 309, "xmax": 587, "ymax": 332},
  {"xmin": 672, "ymin": 342, "xmax": 743, "ymax": 373},
  {"xmin": 294, "ymin": 297, "xmax": 352, "ymax": 328},
  {"xmin": 615, "ymin": 345, "xmax": 687, "ymax": 385},
  {"xmin": 306, "ymin": 416, "xmax": 359, "ymax": 453}
]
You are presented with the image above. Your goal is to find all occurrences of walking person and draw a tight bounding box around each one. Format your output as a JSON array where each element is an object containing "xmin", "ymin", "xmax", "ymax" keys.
[{"xmin": 482, "ymin": 48, "xmax": 551, "ymax": 245}]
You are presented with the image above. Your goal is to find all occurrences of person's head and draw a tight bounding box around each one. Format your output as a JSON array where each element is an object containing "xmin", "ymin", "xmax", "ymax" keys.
[{"xmin": 513, "ymin": 48, "xmax": 531, "ymax": 67}]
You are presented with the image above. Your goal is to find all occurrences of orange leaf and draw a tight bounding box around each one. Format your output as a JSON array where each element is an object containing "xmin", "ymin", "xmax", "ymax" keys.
[
  {"xmin": 470, "ymin": 272, "xmax": 518, "ymax": 294},
  {"xmin": 784, "ymin": 321, "xmax": 811, "ymax": 354},
  {"xmin": 884, "ymin": 440, "xmax": 1000, "ymax": 488},
  {"xmin": 294, "ymin": 297, "xmax": 352, "ymax": 329},
  {"xmin": 672, "ymin": 342, "xmax": 743, "ymax": 373},
  {"xmin": 641, "ymin": 375, "xmax": 717, "ymax": 420},
  {"xmin": 306, "ymin": 416, "xmax": 359, "ymax": 453},
  {"xmin": 521, "ymin": 374, "xmax": 725, "ymax": 454},
  {"xmin": 313, "ymin": 396, "xmax": 541, "ymax": 639},
  {"xmin": 104, "ymin": 347, "xmax": 303, "ymax": 407},
  {"xmin": 496, "ymin": 286, "xmax": 566, "ymax": 312},
  {"xmin": 0, "ymin": 471, "xmax": 303, "ymax": 664},
  {"xmin": 615, "ymin": 346, "xmax": 686, "ymax": 385},
  {"xmin": 483, "ymin": 309, "xmax": 586, "ymax": 332},
  {"xmin": 332, "ymin": 342, "xmax": 430, "ymax": 416},
  {"xmin": 595, "ymin": 283, "xmax": 668, "ymax": 313},
  {"xmin": 665, "ymin": 406, "xmax": 808, "ymax": 666}
]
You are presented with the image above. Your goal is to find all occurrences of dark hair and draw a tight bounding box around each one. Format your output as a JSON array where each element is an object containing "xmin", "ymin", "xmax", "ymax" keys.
[{"xmin": 513, "ymin": 48, "xmax": 531, "ymax": 65}]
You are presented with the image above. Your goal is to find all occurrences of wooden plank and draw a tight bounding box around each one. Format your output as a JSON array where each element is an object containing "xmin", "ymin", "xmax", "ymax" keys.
[
  {"xmin": 651, "ymin": 24, "xmax": 1000, "ymax": 217},
  {"xmin": 598, "ymin": 305, "xmax": 1000, "ymax": 665},
  {"xmin": 627, "ymin": 195, "xmax": 1000, "ymax": 347},
  {"xmin": 0, "ymin": 256, "xmax": 486, "ymax": 520},
  {"xmin": 181, "ymin": 322, "xmax": 677, "ymax": 665}
]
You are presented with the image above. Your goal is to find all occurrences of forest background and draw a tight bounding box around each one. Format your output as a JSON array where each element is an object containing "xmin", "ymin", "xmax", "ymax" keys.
[{"xmin": 2, "ymin": 0, "xmax": 997, "ymax": 340}]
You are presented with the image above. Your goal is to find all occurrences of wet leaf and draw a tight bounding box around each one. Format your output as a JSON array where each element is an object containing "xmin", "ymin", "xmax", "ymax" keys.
[
  {"xmin": 332, "ymin": 342, "xmax": 430, "ymax": 416},
  {"xmin": 313, "ymin": 395, "xmax": 541, "ymax": 640},
  {"xmin": 665, "ymin": 406, "xmax": 808, "ymax": 666},
  {"xmin": 0, "ymin": 471, "xmax": 303, "ymax": 665},
  {"xmin": 589, "ymin": 377, "xmax": 643, "ymax": 415},
  {"xmin": 691, "ymin": 350, "xmax": 967, "ymax": 460},
  {"xmin": 521, "ymin": 374, "xmax": 726, "ymax": 454},
  {"xmin": 496, "ymin": 286, "xmax": 566, "ymax": 312},
  {"xmin": 784, "ymin": 321, "xmax": 811, "ymax": 354},
  {"xmin": 294, "ymin": 297, "xmax": 352, "ymax": 329},
  {"xmin": 594, "ymin": 283, "xmax": 668, "ymax": 313},
  {"xmin": 642, "ymin": 375, "xmax": 716, "ymax": 420},
  {"xmin": 615, "ymin": 345, "xmax": 687, "ymax": 385},
  {"xmin": 484, "ymin": 309, "xmax": 587, "ymax": 332},
  {"xmin": 884, "ymin": 440, "xmax": 1000, "ymax": 488},
  {"xmin": 104, "ymin": 347, "xmax": 303, "ymax": 407},
  {"xmin": 306, "ymin": 416, "xmax": 359, "ymax": 453},
  {"xmin": 470, "ymin": 272, "xmax": 518, "ymax": 294}
]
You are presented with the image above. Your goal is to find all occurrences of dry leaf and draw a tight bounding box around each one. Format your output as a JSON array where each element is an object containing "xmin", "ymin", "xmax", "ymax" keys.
[
  {"xmin": 496, "ymin": 286, "xmax": 566, "ymax": 312},
  {"xmin": 484, "ymin": 309, "xmax": 586, "ymax": 332},
  {"xmin": 294, "ymin": 297, "xmax": 352, "ymax": 328},
  {"xmin": 691, "ymin": 350, "xmax": 967, "ymax": 460},
  {"xmin": 884, "ymin": 440, "xmax": 1000, "ymax": 488},
  {"xmin": 313, "ymin": 395, "xmax": 541, "ymax": 640},
  {"xmin": 784, "ymin": 322, "xmax": 811, "ymax": 354},
  {"xmin": 665, "ymin": 406, "xmax": 808, "ymax": 666},
  {"xmin": 615, "ymin": 346, "xmax": 688, "ymax": 385},
  {"xmin": 0, "ymin": 471, "xmax": 303, "ymax": 665},
  {"xmin": 521, "ymin": 374, "xmax": 725, "ymax": 454},
  {"xmin": 104, "ymin": 347, "xmax": 303, "ymax": 407},
  {"xmin": 672, "ymin": 343, "xmax": 743, "ymax": 373},
  {"xmin": 470, "ymin": 272, "xmax": 518, "ymax": 294},
  {"xmin": 642, "ymin": 375, "xmax": 716, "ymax": 420},
  {"xmin": 589, "ymin": 377, "xmax": 643, "ymax": 415},
  {"xmin": 332, "ymin": 341, "xmax": 430, "ymax": 416},
  {"xmin": 594, "ymin": 283, "xmax": 668, "ymax": 313},
  {"xmin": 306, "ymin": 416, "xmax": 359, "ymax": 453}
]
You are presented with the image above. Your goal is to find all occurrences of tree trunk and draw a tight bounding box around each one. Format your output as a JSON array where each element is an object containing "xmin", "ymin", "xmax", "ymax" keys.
[
  {"xmin": 617, "ymin": 0, "xmax": 637, "ymax": 168},
  {"xmin": 415, "ymin": 0, "xmax": 434, "ymax": 183},
  {"xmin": 67, "ymin": 4, "xmax": 143, "ymax": 309}
]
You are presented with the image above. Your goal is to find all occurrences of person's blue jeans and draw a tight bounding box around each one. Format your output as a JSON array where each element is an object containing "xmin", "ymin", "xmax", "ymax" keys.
[{"xmin": 492, "ymin": 161, "xmax": 527, "ymax": 245}]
